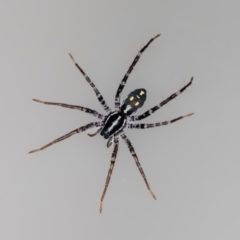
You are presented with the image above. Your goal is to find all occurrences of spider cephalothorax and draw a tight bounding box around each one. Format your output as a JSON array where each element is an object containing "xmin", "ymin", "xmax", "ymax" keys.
[
  {"xmin": 29, "ymin": 34, "xmax": 193, "ymax": 213},
  {"xmin": 100, "ymin": 88, "xmax": 147, "ymax": 140}
]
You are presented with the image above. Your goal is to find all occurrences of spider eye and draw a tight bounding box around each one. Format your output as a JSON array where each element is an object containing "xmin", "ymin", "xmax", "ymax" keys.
[{"xmin": 121, "ymin": 88, "xmax": 147, "ymax": 115}]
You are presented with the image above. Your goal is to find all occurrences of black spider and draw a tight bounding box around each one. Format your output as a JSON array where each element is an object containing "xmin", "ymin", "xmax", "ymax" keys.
[{"xmin": 29, "ymin": 34, "xmax": 193, "ymax": 213}]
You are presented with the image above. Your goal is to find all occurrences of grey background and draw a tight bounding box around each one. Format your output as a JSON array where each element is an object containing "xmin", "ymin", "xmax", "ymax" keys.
[{"xmin": 1, "ymin": 0, "xmax": 240, "ymax": 239}]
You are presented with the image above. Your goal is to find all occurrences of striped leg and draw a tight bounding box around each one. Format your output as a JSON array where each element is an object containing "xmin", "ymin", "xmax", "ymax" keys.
[
  {"xmin": 69, "ymin": 53, "xmax": 111, "ymax": 113},
  {"xmin": 120, "ymin": 132, "xmax": 156, "ymax": 200},
  {"xmin": 128, "ymin": 113, "xmax": 194, "ymax": 129},
  {"xmin": 32, "ymin": 99, "xmax": 105, "ymax": 120},
  {"xmin": 131, "ymin": 77, "xmax": 193, "ymax": 121},
  {"xmin": 29, "ymin": 122, "xmax": 102, "ymax": 154},
  {"xmin": 114, "ymin": 34, "xmax": 161, "ymax": 109},
  {"xmin": 100, "ymin": 137, "xmax": 119, "ymax": 213}
]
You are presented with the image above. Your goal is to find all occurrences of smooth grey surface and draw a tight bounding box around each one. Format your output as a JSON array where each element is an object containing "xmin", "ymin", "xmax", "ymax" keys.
[{"xmin": 1, "ymin": 0, "xmax": 240, "ymax": 239}]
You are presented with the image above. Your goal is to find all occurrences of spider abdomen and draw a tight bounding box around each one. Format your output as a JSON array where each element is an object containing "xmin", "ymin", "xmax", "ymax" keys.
[
  {"xmin": 120, "ymin": 88, "xmax": 147, "ymax": 115},
  {"xmin": 100, "ymin": 112, "xmax": 126, "ymax": 139}
]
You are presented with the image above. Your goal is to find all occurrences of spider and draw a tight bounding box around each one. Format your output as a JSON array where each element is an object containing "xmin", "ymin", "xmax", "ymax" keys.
[{"xmin": 29, "ymin": 34, "xmax": 193, "ymax": 213}]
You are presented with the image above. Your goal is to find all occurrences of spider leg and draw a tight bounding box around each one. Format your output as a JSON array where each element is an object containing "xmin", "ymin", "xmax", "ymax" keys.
[
  {"xmin": 32, "ymin": 99, "xmax": 105, "ymax": 120},
  {"xmin": 120, "ymin": 132, "xmax": 156, "ymax": 200},
  {"xmin": 131, "ymin": 77, "xmax": 193, "ymax": 121},
  {"xmin": 114, "ymin": 34, "xmax": 161, "ymax": 109},
  {"xmin": 29, "ymin": 122, "xmax": 102, "ymax": 154},
  {"xmin": 100, "ymin": 137, "xmax": 119, "ymax": 213},
  {"xmin": 87, "ymin": 127, "xmax": 102, "ymax": 137},
  {"xmin": 128, "ymin": 113, "xmax": 194, "ymax": 129},
  {"xmin": 69, "ymin": 53, "xmax": 111, "ymax": 113}
]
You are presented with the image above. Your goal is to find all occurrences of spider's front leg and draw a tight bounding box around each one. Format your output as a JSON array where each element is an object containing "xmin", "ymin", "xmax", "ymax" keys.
[
  {"xmin": 100, "ymin": 137, "xmax": 119, "ymax": 213},
  {"xmin": 29, "ymin": 122, "xmax": 102, "ymax": 153},
  {"xmin": 120, "ymin": 132, "xmax": 156, "ymax": 200},
  {"xmin": 114, "ymin": 34, "xmax": 161, "ymax": 109}
]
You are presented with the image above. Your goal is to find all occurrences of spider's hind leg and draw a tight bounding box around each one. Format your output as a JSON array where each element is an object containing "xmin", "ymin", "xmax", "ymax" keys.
[
  {"xmin": 131, "ymin": 77, "xmax": 193, "ymax": 121},
  {"xmin": 114, "ymin": 34, "xmax": 161, "ymax": 109}
]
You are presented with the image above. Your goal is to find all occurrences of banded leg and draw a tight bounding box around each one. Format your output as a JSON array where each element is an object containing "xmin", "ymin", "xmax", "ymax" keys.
[
  {"xmin": 29, "ymin": 122, "xmax": 102, "ymax": 154},
  {"xmin": 131, "ymin": 77, "xmax": 193, "ymax": 121},
  {"xmin": 115, "ymin": 34, "xmax": 161, "ymax": 109},
  {"xmin": 120, "ymin": 132, "xmax": 156, "ymax": 200},
  {"xmin": 69, "ymin": 53, "xmax": 111, "ymax": 112},
  {"xmin": 32, "ymin": 99, "xmax": 105, "ymax": 120},
  {"xmin": 128, "ymin": 113, "xmax": 194, "ymax": 129},
  {"xmin": 100, "ymin": 137, "xmax": 119, "ymax": 213}
]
